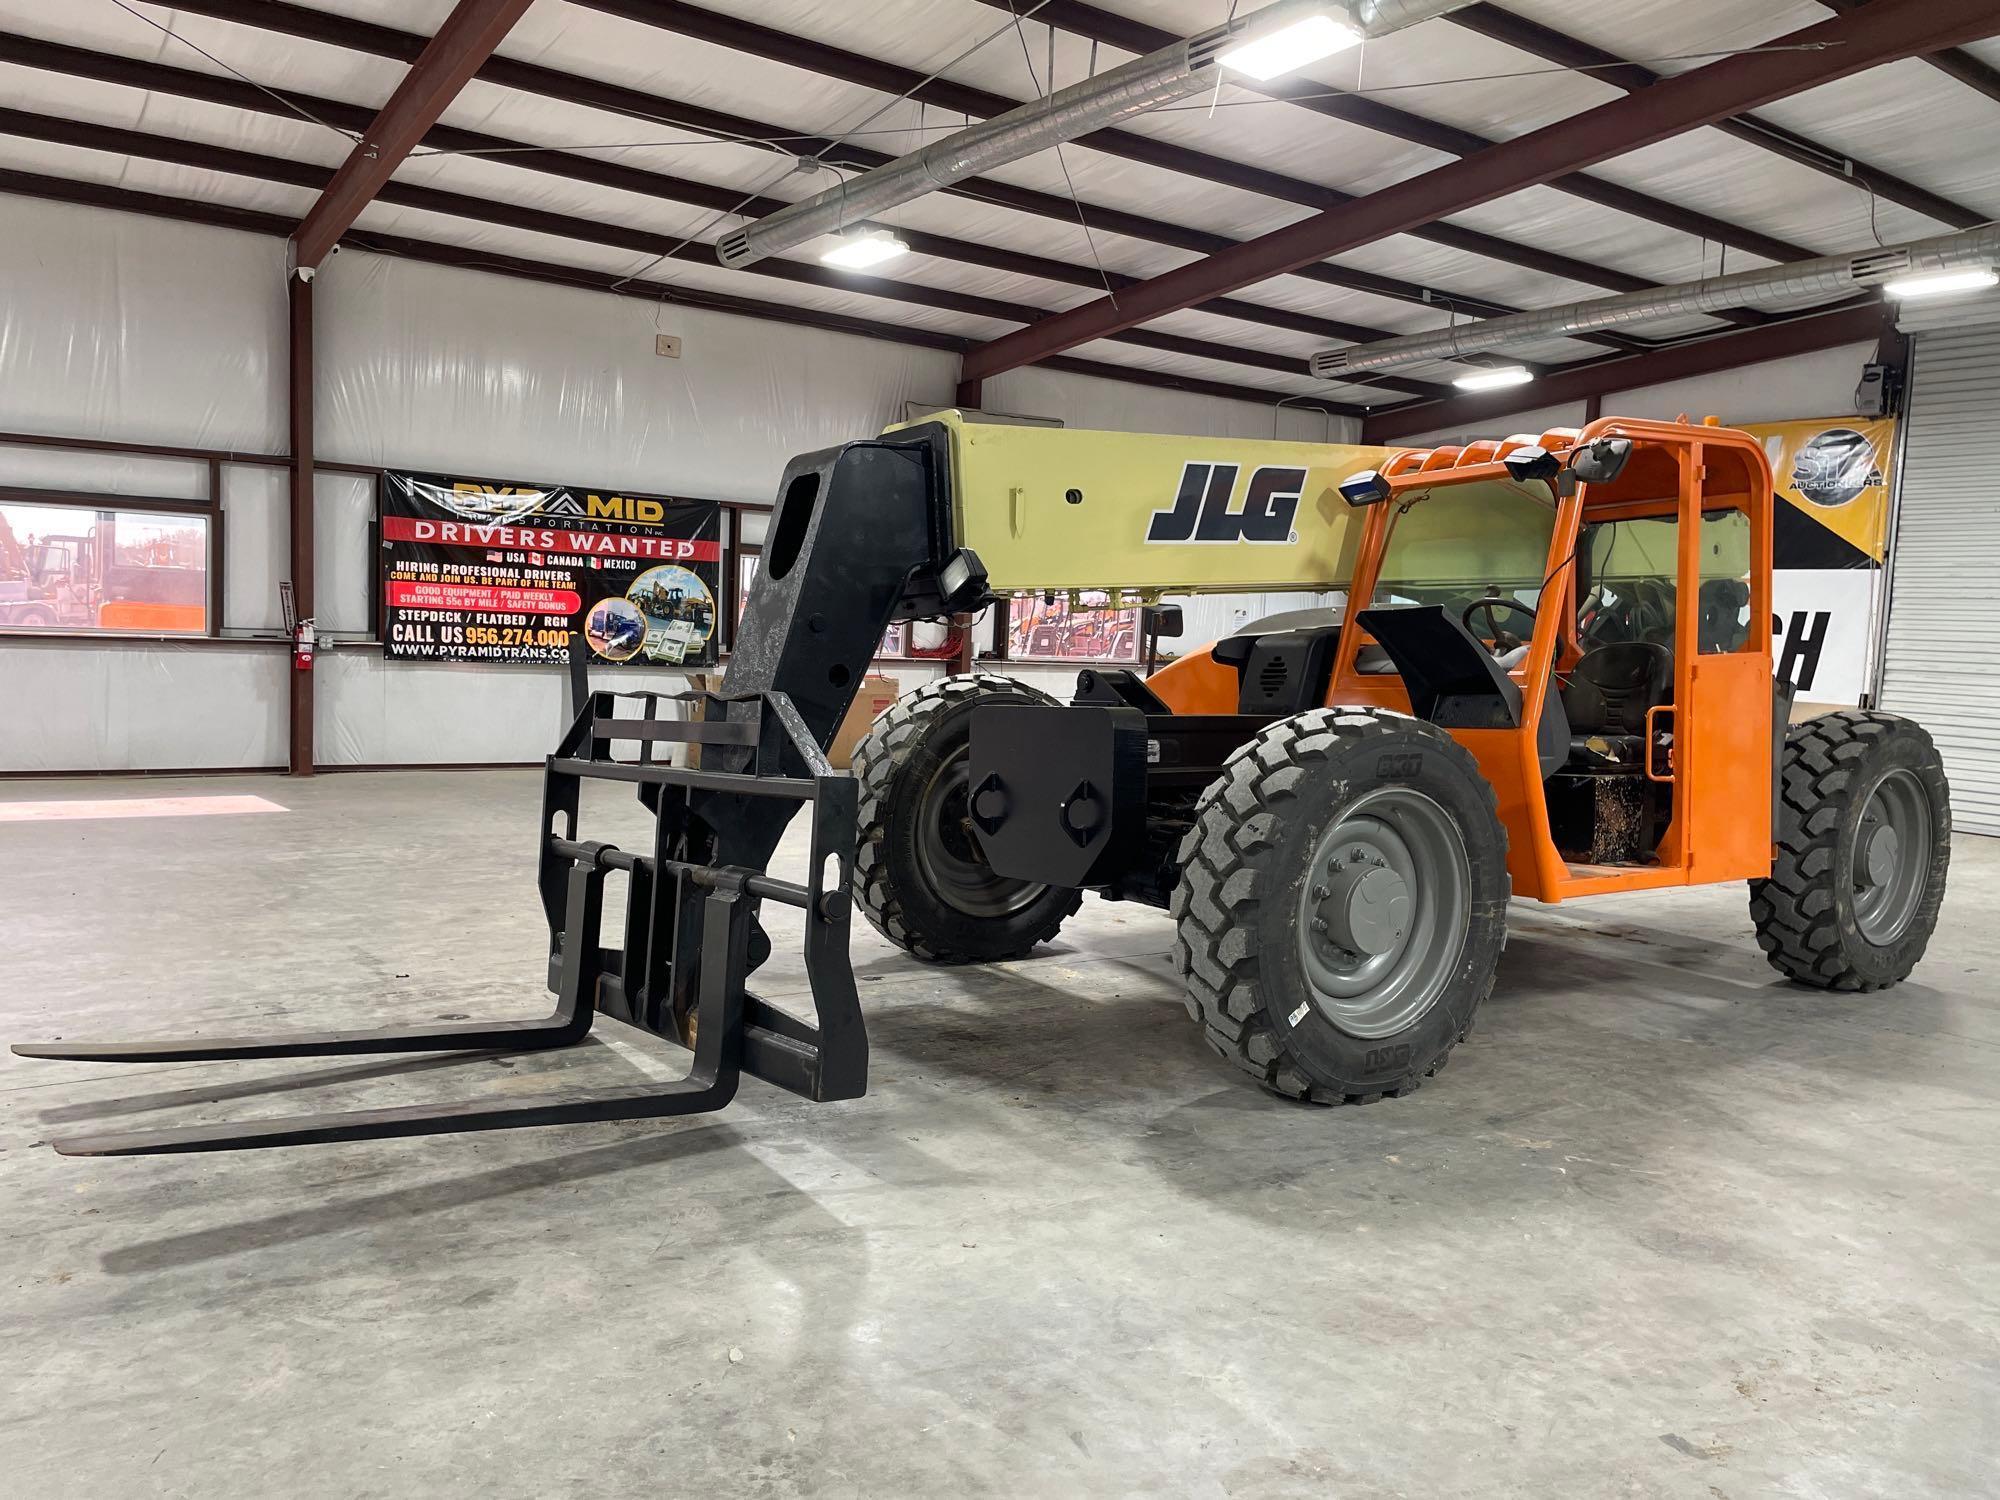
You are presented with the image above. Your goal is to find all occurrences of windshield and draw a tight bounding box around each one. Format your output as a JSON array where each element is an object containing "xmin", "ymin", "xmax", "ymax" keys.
[{"xmin": 1369, "ymin": 477, "xmax": 1560, "ymax": 613}]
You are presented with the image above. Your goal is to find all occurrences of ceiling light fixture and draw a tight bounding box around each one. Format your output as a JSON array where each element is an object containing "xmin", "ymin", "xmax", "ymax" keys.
[
  {"xmin": 1218, "ymin": 13, "xmax": 1364, "ymax": 81},
  {"xmin": 819, "ymin": 229, "xmax": 910, "ymax": 270},
  {"xmin": 1452, "ymin": 365, "xmax": 1535, "ymax": 392},
  {"xmin": 1883, "ymin": 265, "xmax": 1997, "ymax": 300}
]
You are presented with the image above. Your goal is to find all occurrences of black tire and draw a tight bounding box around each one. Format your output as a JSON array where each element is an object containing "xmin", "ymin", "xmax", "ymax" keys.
[
  {"xmin": 1750, "ymin": 710, "xmax": 1951, "ymax": 991},
  {"xmin": 852, "ymin": 673, "xmax": 1084, "ymax": 963},
  {"xmin": 1172, "ymin": 707, "xmax": 1510, "ymax": 1103}
]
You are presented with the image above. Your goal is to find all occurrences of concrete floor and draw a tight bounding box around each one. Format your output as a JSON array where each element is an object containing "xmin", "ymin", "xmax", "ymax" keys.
[{"xmin": 2, "ymin": 770, "xmax": 1996, "ymax": 1499}]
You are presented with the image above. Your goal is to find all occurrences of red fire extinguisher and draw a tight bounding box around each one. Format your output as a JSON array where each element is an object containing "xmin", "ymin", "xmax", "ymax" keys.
[{"xmin": 294, "ymin": 617, "xmax": 316, "ymax": 672}]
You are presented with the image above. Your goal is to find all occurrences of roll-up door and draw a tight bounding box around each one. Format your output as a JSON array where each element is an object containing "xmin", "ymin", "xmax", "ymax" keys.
[{"xmin": 1879, "ymin": 319, "xmax": 2000, "ymax": 835}]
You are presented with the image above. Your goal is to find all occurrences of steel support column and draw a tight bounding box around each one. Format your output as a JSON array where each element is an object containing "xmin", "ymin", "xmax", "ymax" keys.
[{"xmin": 287, "ymin": 273, "xmax": 315, "ymax": 777}]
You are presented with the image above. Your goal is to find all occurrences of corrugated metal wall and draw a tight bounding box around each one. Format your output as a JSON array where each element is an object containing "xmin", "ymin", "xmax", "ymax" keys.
[{"xmin": 1880, "ymin": 314, "xmax": 2000, "ymax": 836}]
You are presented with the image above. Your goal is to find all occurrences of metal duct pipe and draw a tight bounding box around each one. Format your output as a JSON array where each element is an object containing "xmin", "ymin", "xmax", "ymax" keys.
[
  {"xmin": 717, "ymin": 0, "xmax": 1474, "ymax": 269},
  {"xmin": 1312, "ymin": 225, "xmax": 2000, "ymax": 376}
]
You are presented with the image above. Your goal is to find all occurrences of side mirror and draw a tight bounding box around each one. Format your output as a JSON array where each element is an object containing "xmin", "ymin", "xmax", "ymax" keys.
[
  {"xmin": 1569, "ymin": 436, "xmax": 1634, "ymax": 486},
  {"xmin": 1339, "ymin": 469, "xmax": 1393, "ymax": 507},
  {"xmin": 1142, "ymin": 603, "xmax": 1184, "ymax": 639}
]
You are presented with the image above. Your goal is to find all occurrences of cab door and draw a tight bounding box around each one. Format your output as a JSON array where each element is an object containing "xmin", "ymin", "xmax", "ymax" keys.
[{"xmin": 1668, "ymin": 437, "xmax": 1777, "ymax": 883}]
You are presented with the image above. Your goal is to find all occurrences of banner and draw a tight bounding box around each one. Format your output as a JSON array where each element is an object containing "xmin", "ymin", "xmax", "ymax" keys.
[
  {"xmin": 1742, "ymin": 417, "xmax": 1896, "ymax": 705},
  {"xmin": 379, "ymin": 471, "xmax": 722, "ymax": 667}
]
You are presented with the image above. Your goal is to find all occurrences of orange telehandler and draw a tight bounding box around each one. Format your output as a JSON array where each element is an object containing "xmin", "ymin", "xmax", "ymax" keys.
[{"xmin": 17, "ymin": 415, "xmax": 1950, "ymax": 1151}]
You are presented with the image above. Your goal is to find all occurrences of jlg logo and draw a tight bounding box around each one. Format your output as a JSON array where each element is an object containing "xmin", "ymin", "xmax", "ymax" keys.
[{"xmin": 1145, "ymin": 463, "xmax": 1306, "ymax": 543}]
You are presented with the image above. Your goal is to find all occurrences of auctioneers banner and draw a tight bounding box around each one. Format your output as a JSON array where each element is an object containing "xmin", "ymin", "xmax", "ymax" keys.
[
  {"xmin": 379, "ymin": 471, "xmax": 722, "ymax": 668},
  {"xmin": 1742, "ymin": 417, "xmax": 1896, "ymax": 707}
]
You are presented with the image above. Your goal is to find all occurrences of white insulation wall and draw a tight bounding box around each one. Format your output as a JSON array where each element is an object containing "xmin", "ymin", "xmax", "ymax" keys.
[{"xmin": 0, "ymin": 195, "xmax": 1349, "ymax": 772}]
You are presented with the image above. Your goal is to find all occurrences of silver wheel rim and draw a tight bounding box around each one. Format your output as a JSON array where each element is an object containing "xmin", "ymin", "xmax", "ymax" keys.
[
  {"xmin": 1295, "ymin": 787, "xmax": 1470, "ymax": 1039},
  {"xmin": 1852, "ymin": 767, "xmax": 1931, "ymax": 945},
  {"xmin": 914, "ymin": 749, "xmax": 1046, "ymax": 918}
]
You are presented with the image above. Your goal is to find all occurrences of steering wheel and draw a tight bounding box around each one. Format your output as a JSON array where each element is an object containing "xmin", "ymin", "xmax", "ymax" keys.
[{"xmin": 1462, "ymin": 597, "xmax": 1537, "ymax": 654}]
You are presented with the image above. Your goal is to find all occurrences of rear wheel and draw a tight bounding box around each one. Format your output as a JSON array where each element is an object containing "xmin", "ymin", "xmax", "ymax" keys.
[
  {"xmin": 1750, "ymin": 710, "xmax": 1951, "ymax": 990},
  {"xmin": 1173, "ymin": 707, "xmax": 1510, "ymax": 1103},
  {"xmin": 852, "ymin": 674, "xmax": 1083, "ymax": 963}
]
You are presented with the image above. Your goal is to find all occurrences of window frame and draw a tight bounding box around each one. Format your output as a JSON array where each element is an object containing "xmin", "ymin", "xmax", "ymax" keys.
[{"xmin": 0, "ymin": 481, "xmax": 223, "ymax": 641}]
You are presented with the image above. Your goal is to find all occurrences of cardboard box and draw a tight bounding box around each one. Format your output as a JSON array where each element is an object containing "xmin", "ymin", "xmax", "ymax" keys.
[
  {"xmin": 687, "ymin": 673, "xmax": 900, "ymax": 770},
  {"xmin": 829, "ymin": 675, "xmax": 901, "ymax": 770},
  {"xmin": 684, "ymin": 673, "xmax": 727, "ymax": 769}
]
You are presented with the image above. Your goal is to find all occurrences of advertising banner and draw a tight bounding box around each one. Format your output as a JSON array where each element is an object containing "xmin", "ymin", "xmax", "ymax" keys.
[
  {"xmin": 1743, "ymin": 417, "xmax": 1897, "ymax": 705},
  {"xmin": 379, "ymin": 471, "xmax": 722, "ymax": 668}
]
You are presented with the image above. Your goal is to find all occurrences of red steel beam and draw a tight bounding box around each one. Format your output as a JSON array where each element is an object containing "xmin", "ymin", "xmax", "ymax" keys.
[
  {"xmin": 959, "ymin": 0, "xmax": 2000, "ymax": 388},
  {"xmin": 1817, "ymin": 0, "xmax": 2000, "ymax": 103},
  {"xmin": 95, "ymin": 8, "xmax": 1647, "ymax": 345},
  {"xmin": 1359, "ymin": 302, "xmax": 1886, "ymax": 443},
  {"xmin": 970, "ymin": 0, "xmax": 1817, "ymax": 263},
  {"xmin": 287, "ymin": 273, "xmax": 315, "ymax": 775},
  {"xmin": 0, "ymin": 167, "xmax": 1337, "ymax": 415},
  {"xmin": 1447, "ymin": 3, "xmax": 1986, "ymax": 229},
  {"xmin": 0, "ymin": 105, "xmax": 1406, "ymax": 404},
  {"xmin": 291, "ymin": 0, "xmax": 534, "ymax": 268},
  {"xmin": 575, "ymin": 0, "xmax": 1769, "ymax": 299}
]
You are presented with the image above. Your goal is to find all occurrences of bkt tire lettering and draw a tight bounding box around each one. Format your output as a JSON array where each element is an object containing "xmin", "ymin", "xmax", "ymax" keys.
[{"xmin": 1146, "ymin": 463, "xmax": 1306, "ymax": 543}]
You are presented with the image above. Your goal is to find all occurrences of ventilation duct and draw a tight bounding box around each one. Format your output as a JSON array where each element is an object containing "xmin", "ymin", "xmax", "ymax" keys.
[
  {"xmin": 717, "ymin": 0, "xmax": 1474, "ymax": 270},
  {"xmin": 1311, "ymin": 226, "xmax": 2000, "ymax": 378}
]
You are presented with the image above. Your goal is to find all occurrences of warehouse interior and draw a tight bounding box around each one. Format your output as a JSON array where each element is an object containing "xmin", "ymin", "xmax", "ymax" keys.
[{"xmin": 2, "ymin": 1, "xmax": 1997, "ymax": 1495}]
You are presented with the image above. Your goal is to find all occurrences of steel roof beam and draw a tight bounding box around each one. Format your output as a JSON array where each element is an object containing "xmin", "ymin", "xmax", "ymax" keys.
[
  {"xmin": 958, "ymin": 0, "xmax": 2000, "ymax": 386},
  {"xmin": 1447, "ymin": 3, "xmax": 1987, "ymax": 230},
  {"xmin": 0, "ymin": 163, "xmax": 1364, "ymax": 415},
  {"xmin": 1816, "ymin": 0, "xmax": 2000, "ymax": 104},
  {"xmin": 291, "ymin": 0, "xmax": 534, "ymax": 269},
  {"xmin": 0, "ymin": 101, "xmax": 1420, "ymax": 403},
  {"xmin": 580, "ymin": 0, "xmax": 1804, "ymax": 319},
  {"xmin": 1360, "ymin": 302, "xmax": 1888, "ymax": 442},
  {"xmin": 970, "ymin": 0, "xmax": 1827, "ymax": 262},
  {"xmin": 154, "ymin": 0, "xmax": 1632, "ymax": 342}
]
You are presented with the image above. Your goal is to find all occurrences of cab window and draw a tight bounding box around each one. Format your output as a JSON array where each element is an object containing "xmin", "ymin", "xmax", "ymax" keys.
[
  {"xmin": 1366, "ymin": 478, "xmax": 1559, "ymax": 666},
  {"xmin": 1575, "ymin": 509, "xmax": 1752, "ymax": 654}
]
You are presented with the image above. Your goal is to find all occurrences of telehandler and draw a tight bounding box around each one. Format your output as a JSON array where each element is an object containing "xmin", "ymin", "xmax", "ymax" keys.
[{"xmin": 17, "ymin": 413, "xmax": 1951, "ymax": 1153}]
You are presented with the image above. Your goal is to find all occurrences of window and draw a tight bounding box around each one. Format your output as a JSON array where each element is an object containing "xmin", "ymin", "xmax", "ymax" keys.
[
  {"xmin": 1577, "ymin": 509, "xmax": 1752, "ymax": 653},
  {"xmin": 0, "ymin": 501, "xmax": 211, "ymax": 635},
  {"xmin": 1371, "ymin": 478, "xmax": 1561, "ymax": 613},
  {"xmin": 1008, "ymin": 593, "xmax": 1140, "ymax": 663}
]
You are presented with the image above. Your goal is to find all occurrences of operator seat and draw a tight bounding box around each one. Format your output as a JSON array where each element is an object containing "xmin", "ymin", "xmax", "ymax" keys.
[{"xmin": 1560, "ymin": 641, "xmax": 1672, "ymax": 772}]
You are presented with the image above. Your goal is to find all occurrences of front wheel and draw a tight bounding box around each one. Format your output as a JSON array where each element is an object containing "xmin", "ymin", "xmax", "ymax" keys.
[
  {"xmin": 1750, "ymin": 710, "xmax": 1951, "ymax": 990},
  {"xmin": 852, "ymin": 674, "xmax": 1083, "ymax": 963},
  {"xmin": 1173, "ymin": 708, "xmax": 1511, "ymax": 1103}
]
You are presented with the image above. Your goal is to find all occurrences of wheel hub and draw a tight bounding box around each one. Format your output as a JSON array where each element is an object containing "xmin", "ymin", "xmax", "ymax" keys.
[
  {"xmin": 1850, "ymin": 767, "xmax": 1931, "ymax": 945},
  {"xmin": 1858, "ymin": 818, "xmax": 1901, "ymax": 890},
  {"xmin": 1318, "ymin": 856, "xmax": 1410, "ymax": 957},
  {"xmin": 915, "ymin": 750, "xmax": 1046, "ymax": 918},
  {"xmin": 1293, "ymin": 787, "xmax": 1470, "ymax": 1040}
]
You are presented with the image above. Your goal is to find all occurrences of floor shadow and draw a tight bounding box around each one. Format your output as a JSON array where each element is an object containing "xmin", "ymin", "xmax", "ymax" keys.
[
  {"xmin": 36, "ymin": 1051, "xmax": 500, "ymax": 1124},
  {"xmin": 100, "ymin": 1120, "xmax": 745, "ymax": 1277}
]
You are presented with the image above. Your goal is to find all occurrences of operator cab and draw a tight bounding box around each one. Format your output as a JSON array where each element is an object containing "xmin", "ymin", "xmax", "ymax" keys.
[{"xmin": 1309, "ymin": 424, "xmax": 1774, "ymax": 886}]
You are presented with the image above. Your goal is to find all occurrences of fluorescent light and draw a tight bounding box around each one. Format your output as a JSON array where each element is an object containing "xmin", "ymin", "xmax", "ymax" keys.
[
  {"xmin": 1453, "ymin": 366, "xmax": 1535, "ymax": 392},
  {"xmin": 1883, "ymin": 266, "xmax": 1997, "ymax": 300},
  {"xmin": 1219, "ymin": 14, "xmax": 1362, "ymax": 81},
  {"xmin": 819, "ymin": 229, "xmax": 909, "ymax": 270}
]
